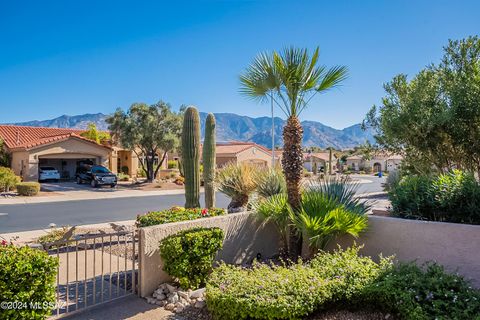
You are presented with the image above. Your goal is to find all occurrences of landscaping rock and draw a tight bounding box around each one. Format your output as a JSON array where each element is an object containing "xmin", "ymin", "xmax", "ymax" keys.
[
  {"xmin": 149, "ymin": 283, "xmax": 207, "ymax": 314},
  {"xmin": 164, "ymin": 303, "xmax": 175, "ymax": 311},
  {"xmin": 178, "ymin": 290, "xmax": 190, "ymax": 300},
  {"xmin": 190, "ymin": 288, "xmax": 206, "ymax": 298},
  {"xmin": 166, "ymin": 283, "xmax": 177, "ymax": 293}
]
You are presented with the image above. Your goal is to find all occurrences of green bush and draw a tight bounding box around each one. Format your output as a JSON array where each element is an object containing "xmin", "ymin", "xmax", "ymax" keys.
[
  {"xmin": 0, "ymin": 244, "xmax": 59, "ymax": 319},
  {"xmin": 0, "ymin": 166, "xmax": 21, "ymax": 192},
  {"xmin": 136, "ymin": 206, "xmax": 226, "ymax": 227},
  {"xmin": 16, "ymin": 182, "xmax": 40, "ymax": 196},
  {"xmin": 117, "ymin": 172, "xmax": 130, "ymax": 181},
  {"xmin": 389, "ymin": 170, "xmax": 480, "ymax": 224},
  {"xmin": 253, "ymin": 194, "xmax": 290, "ymax": 251},
  {"xmin": 160, "ymin": 227, "xmax": 224, "ymax": 289},
  {"xmin": 167, "ymin": 160, "xmax": 178, "ymax": 169},
  {"xmin": 357, "ymin": 262, "xmax": 480, "ymax": 320},
  {"xmin": 206, "ymin": 246, "xmax": 392, "ymax": 320}
]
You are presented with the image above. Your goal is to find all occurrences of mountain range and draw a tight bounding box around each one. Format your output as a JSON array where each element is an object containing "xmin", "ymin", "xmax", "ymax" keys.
[{"xmin": 10, "ymin": 112, "xmax": 374, "ymax": 149}]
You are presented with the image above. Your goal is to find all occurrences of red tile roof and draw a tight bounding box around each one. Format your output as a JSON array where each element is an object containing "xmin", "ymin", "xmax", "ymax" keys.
[{"xmin": 0, "ymin": 125, "xmax": 110, "ymax": 150}]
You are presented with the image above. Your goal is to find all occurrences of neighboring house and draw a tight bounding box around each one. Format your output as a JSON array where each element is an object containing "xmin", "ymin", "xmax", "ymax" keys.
[
  {"xmin": 345, "ymin": 153, "xmax": 403, "ymax": 172},
  {"xmin": 0, "ymin": 125, "xmax": 144, "ymax": 181},
  {"xmin": 215, "ymin": 141, "xmax": 273, "ymax": 168},
  {"xmin": 303, "ymin": 152, "xmax": 337, "ymax": 172}
]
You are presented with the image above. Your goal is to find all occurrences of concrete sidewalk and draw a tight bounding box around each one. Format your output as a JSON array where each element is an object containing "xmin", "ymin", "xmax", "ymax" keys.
[
  {"xmin": 0, "ymin": 219, "xmax": 136, "ymax": 245},
  {"xmin": 0, "ymin": 188, "xmax": 187, "ymax": 205},
  {"xmin": 64, "ymin": 295, "xmax": 174, "ymax": 320}
]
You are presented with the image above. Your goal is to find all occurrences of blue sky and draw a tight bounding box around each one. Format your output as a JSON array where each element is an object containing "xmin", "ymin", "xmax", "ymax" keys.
[{"xmin": 1, "ymin": 1, "xmax": 479, "ymax": 128}]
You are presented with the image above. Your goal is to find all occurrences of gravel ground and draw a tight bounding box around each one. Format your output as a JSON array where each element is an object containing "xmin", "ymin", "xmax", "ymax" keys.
[
  {"xmin": 166, "ymin": 308, "xmax": 394, "ymax": 320},
  {"xmin": 308, "ymin": 309, "xmax": 395, "ymax": 320}
]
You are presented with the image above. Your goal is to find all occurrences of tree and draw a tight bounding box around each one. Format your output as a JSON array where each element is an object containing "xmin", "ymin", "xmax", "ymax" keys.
[
  {"xmin": 240, "ymin": 47, "xmax": 348, "ymax": 257},
  {"xmin": 364, "ymin": 37, "xmax": 480, "ymax": 175},
  {"xmin": 80, "ymin": 123, "xmax": 110, "ymax": 144},
  {"xmin": 0, "ymin": 139, "xmax": 10, "ymax": 167},
  {"xmin": 107, "ymin": 101, "xmax": 183, "ymax": 182}
]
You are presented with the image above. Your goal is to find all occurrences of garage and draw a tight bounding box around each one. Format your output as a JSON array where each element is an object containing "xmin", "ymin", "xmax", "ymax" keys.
[{"xmin": 38, "ymin": 156, "xmax": 97, "ymax": 180}]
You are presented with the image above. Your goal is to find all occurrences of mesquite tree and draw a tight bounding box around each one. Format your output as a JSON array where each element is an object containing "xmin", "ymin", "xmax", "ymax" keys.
[
  {"xmin": 240, "ymin": 47, "xmax": 348, "ymax": 257},
  {"xmin": 107, "ymin": 102, "xmax": 183, "ymax": 182}
]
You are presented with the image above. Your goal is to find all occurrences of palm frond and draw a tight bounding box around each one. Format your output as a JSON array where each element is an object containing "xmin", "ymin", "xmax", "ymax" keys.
[{"xmin": 316, "ymin": 65, "xmax": 349, "ymax": 93}]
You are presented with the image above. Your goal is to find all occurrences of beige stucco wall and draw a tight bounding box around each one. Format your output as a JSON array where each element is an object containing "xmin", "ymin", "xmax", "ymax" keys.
[
  {"xmin": 237, "ymin": 147, "xmax": 271, "ymax": 167},
  {"xmin": 23, "ymin": 138, "xmax": 111, "ymax": 181},
  {"xmin": 138, "ymin": 212, "xmax": 280, "ymax": 297},
  {"xmin": 328, "ymin": 216, "xmax": 480, "ymax": 288},
  {"xmin": 10, "ymin": 150, "xmax": 29, "ymax": 180},
  {"xmin": 216, "ymin": 156, "xmax": 236, "ymax": 168}
]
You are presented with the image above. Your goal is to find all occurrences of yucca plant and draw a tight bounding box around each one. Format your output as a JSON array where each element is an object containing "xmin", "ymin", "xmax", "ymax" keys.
[
  {"xmin": 307, "ymin": 176, "xmax": 371, "ymax": 215},
  {"xmin": 216, "ymin": 162, "xmax": 260, "ymax": 212},
  {"xmin": 240, "ymin": 47, "xmax": 348, "ymax": 257},
  {"xmin": 253, "ymin": 193, "xmax": 290, "ymax": 252},
  {"xmin": 256, "ymin": 166, "xmax": 287, "ymax": 198}
]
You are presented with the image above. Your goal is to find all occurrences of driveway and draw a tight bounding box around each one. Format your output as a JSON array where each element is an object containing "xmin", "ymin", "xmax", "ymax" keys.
[{"xmin": 41, "ymin": 181, "xmax": 117, "ymax": 192}]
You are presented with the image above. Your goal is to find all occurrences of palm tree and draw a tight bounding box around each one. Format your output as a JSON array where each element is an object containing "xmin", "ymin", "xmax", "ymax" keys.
[{"xmin": 240, "ymin": 47, "xmax": 348, "ymax": 257}]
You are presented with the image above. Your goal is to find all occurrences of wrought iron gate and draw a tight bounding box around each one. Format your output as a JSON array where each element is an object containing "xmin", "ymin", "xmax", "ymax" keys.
[{"xmin": 44, "ymin": 229, "xmax": 139, "ymax": 318}]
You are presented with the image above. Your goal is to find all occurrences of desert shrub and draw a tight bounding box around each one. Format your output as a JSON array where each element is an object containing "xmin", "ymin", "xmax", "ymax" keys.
[
  {"xmin": 256, "ymin": 166, "xmax": 286, "ymax": 198},
  {"xmin": 0, "ymin": 166, "xmax": 21, "ymax": 192},
  {"xmin": 160, "ymin": 227, "xmax": 224, "ymax": 289},
  {"xmin": 16, "ymin": 182, "xmax": 40, "ymax": 196},
  {"xmin": 357, "ymin": 262, "xmax": 480, "ymax": 320},
  {"xmin": 167, "ymin": 160, "xmax": 178, "ymax": 169},
  {"xmin": 389, "ymin": 170, "xmax": 480, "ymax": 224},
  {"xmin": 253, "ymin": 193, "xmax": 290, "ymax": 251},
  {"xmin": 174, "ymin": 176, "xmax": 184, "ymax": 185},
  {"xmin": 384, "ymin": 170, "xmax": 401, "ymax": 191},
  {"xmin": 0, "ymin": 244, "xmax": 59, "ymax": 319},
  {"xmin": 216, "ymin": 162, "xmax": 260, "ymax": 212},
  {"xmin": 206, "ymin": 245, "xmax": 392, "ymax": 320},
  {"xmin": 117, "ymin": 172, "xmax": 130, "ymax": 181},
  {"xmin": 364, "ymin": 166, "xmax": 372, "ymax": 174},
  {"xmin": 136, "ymin": 206, "xmax": 226, "ymax": 227}
]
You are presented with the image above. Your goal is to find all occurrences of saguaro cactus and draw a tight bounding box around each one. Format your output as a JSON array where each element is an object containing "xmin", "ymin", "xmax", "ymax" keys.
[
  {"xmin": 203, "ymin": 113, "xmax": 216, "ymax": 208},
  {"xmin": 182, "ymin": 106, "xmax": 201, "ymax": 208}
]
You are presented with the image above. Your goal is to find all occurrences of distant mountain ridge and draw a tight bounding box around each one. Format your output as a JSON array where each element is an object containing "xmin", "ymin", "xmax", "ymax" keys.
[{"xmin": 9, "ymin": 112, "xmax": 374, "ymax": 149}]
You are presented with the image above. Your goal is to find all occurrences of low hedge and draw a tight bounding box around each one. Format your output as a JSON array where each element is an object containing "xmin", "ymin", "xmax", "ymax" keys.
[
  {"xmin": 0, "ymin": 244, "xmax": 58, "ymax": 319},
  {"xmin": 136, "ymin": 206, "xmax": 226, "ymax": 227},
  {"xmin": 356, "ymin": 262, "xmax": 480, "ymax": 320},
  {"xmin": 160, "ymin": 227, "xmax": 224, "ymax": 289},
  {"xmin": 206, "ymin": 246, "xmax": 392, "ymax": 320},
  {"xmin": 16, "ymin": 182, "xmax": 41, "ymax": 196}
]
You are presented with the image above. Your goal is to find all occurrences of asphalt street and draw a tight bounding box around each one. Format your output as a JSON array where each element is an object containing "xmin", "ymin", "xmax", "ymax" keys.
[
  {"xmin": 0, "ymin": 193, "xmax": 230, "ymax": 233},
  {"xmin": 0, "ymin": 175, "xmax": 385, "ymax": 233}
]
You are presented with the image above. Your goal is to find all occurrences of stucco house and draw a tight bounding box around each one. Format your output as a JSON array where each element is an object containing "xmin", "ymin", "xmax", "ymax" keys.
[
  {"xmin": 345, "ymin": 153, "xmax": 403, "ymax": 172},
  {"xmin": 303, "ymin": 152, "xmax": 337, "ymax": 172},
  {"xmin": 215, "ymin": 141, "xmax": 273, "ymax": 168},
  {"xmin": 0, "ymin": 125, "xmax": 144, "ymax": 181}
]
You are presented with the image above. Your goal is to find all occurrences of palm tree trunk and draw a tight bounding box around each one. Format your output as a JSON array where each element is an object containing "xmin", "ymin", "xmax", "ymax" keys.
[{"xmin": 282, "ymin": 115, "xmax": 304, "ymax": 259}]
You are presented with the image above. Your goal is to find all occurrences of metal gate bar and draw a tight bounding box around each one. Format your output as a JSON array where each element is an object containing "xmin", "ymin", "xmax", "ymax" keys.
[{"xmin": 44, "ymin": 230, "xmax": 139, "ymax": 319}]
